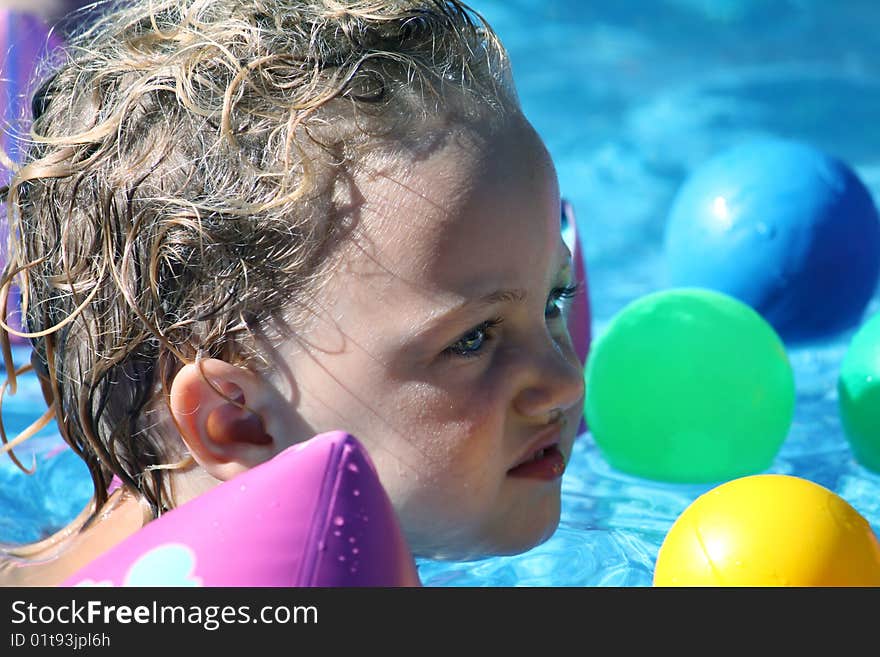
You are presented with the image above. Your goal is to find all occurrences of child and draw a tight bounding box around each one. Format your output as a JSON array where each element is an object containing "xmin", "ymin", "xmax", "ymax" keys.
[{"xmin": 0, "ymin": 0, "xmax": 584, "ymax": 585}]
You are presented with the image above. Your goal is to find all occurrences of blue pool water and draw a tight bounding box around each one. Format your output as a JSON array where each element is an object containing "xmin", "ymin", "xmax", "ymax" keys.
[{"xmin": 3, "ymin": 0, "xmax": 880, "ymax": 585}]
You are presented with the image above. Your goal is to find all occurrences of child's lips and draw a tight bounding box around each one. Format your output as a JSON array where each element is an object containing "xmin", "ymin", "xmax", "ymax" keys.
[
  {"xmin": 508, "ymin": 425, "xmax": 567, "ymax": 480},
  {"xmin": 507, "ymin": 444, "xmax": 565, "ymax": 481}
]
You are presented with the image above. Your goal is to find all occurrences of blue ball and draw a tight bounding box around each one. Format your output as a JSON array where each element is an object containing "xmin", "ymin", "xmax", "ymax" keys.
[{"xmin": 664, "ymin": 139, "xmax": 880, "ymax": 343}]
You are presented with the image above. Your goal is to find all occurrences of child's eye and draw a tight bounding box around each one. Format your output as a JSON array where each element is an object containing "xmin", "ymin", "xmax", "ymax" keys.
[
  {"xmin": 545, "ymin": 283, "xmax": 581, "ymax": 319},
  {"xmin": 445, "ymin": 318, "xmax": 503, "ymax": 358}
]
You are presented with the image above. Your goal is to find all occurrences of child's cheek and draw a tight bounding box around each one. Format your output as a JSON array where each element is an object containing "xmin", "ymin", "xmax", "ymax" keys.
[{"xmin": 405, "ymin": 376, "xmax": 503, "ymax": 437}]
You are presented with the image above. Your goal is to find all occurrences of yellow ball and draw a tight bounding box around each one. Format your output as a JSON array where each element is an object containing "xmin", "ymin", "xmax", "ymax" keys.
[{"xmin": 654, "ymin": 474, "xmax": 880, "ymax": 586}]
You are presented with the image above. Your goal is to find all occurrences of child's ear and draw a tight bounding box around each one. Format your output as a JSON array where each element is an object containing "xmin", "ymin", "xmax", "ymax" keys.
[{"xmin": 169, "ymin": 358, "xmax": 287, "ymax": 481}]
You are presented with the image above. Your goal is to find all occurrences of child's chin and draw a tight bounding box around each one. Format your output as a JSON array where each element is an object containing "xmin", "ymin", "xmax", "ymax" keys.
[
  {"xmin": 498, "ymin": 515, "xmax": 561, "ymax": 557},
  {"xmin": 434, "ymin": 515, "xmax": 561, "ymax": 562}
]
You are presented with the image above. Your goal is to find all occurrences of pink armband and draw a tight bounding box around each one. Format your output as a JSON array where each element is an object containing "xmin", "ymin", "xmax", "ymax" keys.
[{"xmin": 64, "ymin": 431, "xmax": 421, "ymax": 587}]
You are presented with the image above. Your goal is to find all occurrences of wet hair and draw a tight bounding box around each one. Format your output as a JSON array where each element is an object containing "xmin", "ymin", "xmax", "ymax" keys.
[{"xmin": 0, "ymin": 0, "xmax": 512, "ymax": 519}]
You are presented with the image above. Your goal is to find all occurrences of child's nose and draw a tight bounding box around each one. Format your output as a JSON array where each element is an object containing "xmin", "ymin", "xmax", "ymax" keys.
[{"xmin": 512, "ymin": 339, "xmax": 585, "ymax": 421}]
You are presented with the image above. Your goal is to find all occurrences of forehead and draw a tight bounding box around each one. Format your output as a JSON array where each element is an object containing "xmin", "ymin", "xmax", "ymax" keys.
[{"xmin": 341, "ymin": 117, "xmax": 562, "ymax": 296}]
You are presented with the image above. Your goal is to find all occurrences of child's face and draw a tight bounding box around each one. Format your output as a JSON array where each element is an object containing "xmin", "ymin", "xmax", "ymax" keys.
[{"xmin": 278, "ymin": 113, "xmax": 585, "ymax": 560}]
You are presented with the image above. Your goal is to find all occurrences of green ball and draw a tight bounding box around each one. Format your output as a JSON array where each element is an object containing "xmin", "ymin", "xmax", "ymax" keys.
[
  {"xmin": 584, "ymin": 288, "xmax": 795, "ymax": 482},
  {"xmin": 838, "ymin": 313, "xmax": 880, "ymax": 473}
]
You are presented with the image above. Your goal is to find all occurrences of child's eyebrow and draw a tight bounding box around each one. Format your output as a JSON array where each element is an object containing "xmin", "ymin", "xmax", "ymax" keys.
[
  {"xmin": 408, "ymin": 289, "xmax": 525, "ymax": 343},
  {"xmin": 417, "ymin": 248, "xmax": 574, "ymax": 332},
  {"xmin": 473, "ymin": 287, "xmax": 527, "ymax": 307}
]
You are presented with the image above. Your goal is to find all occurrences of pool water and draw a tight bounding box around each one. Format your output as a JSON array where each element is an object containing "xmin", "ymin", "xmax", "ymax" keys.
[{"xmin": 3, "ymin": 0, "xmax": 880, "ymax": 586}]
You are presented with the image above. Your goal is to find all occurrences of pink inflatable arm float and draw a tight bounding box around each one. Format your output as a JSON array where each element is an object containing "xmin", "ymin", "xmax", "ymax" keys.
[
  {"xmin": 562, "ymin": 199, "xmax": 591, "ymax": 433},
  {"xmin": 63, "ymin": 431, "xmax": 421, "ymax": 587},
  {"xmin": 1, "ymin": 10, "xmax": 62, "ymax": 343},
  {"xmin": 562, "ymin": 198, "xmax": 592, "ymax": 367}
]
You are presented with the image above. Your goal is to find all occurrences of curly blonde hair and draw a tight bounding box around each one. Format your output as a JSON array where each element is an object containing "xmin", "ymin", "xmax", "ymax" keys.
[{"xmin": 0, "ymin": 0, "xmax": 512, "ymax": 519}]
